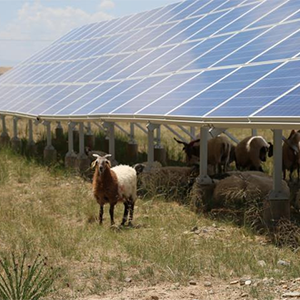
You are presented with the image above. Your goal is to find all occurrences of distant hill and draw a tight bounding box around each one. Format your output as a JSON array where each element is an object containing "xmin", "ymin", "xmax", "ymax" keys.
[{"xmin": 0, "ymin": 67, "xmax": 11, "ymax": 76}]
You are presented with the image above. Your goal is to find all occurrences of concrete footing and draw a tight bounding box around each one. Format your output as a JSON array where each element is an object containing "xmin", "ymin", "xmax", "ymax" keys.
[
  {"xmin": 76, "ymin": 154, "xmax": 90, "ymax": 173},
  {"xmin": 0, "ymin": 132, "xmax": 10, "ymax": 147},
  {"xmin": 11, "ymin": 137, "xmax": 21, "ymax": 152},
  {"xmin": 263, "ymin": 198, "xmax": 290, "ymax": 229},
  {"xmin": 44, "ymin": 146, "xmax": 57, "ymax": 164},
  {"xmin": 65, "ymin": 152, "xmax": 77, "ymax": 169},
  {"xmin": 85, "ymin": 134, "xmax": 95, "ymax": 149},
  {"xmin": 127, "ymin": 143, "xmax": 138, "ymax": 162},
  {"xmin": 154, "ymin": 147, "xmax": 166, "ymax": 166}
]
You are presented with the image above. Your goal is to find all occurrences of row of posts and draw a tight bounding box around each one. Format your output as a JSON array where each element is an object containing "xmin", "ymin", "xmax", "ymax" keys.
[{"xmin": 0, "ymin": 116, "xmax": 168, "ymax": 170}]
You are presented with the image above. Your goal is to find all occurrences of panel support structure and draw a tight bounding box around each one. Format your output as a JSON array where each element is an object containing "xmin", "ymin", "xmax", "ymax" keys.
[
  {"xmin": 264, "ymin": 129, "xmax": 290, "ymax": 228},
  {"xmin": 76, "ymin": 122, "xmax": 89, "ymax": 172},
  {"xmin": 0, "ymin": 115, "xmax": 10, "ymax": 146},
  {"xmin": 85, "ymin": 122, "xmax": 95, "ymax": 149},
  {"xmin": 27, "ymin": 119, "xmax": 36, "ymax": 153},
  {"xmin": 197, "ymin": 127, "xmax": 213, "ymax": 185},
  {"xmin": 65, "ymin": 122, "xmax": 77, "ymax": 168},
  {"xmin": 11, "ymin": 117, "xmax": 21, "ymax": 151},
  {"xmin": 104, "ymin": 122, "xmax": 115, "ymax": 159},
  {"xmin": 147, "ymin": 123, "xmax": 159, "ymax": 168},
  {"xmin": 43, "ymin": 121, "xmax": 57, "ymax": 163},
  {"xmin": 127, "ymin": 123, "xmax": 138, "ymax": 162}
]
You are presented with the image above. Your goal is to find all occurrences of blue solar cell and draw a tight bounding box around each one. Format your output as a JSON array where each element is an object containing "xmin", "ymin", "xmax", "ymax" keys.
[
  {"xmin": 27, "ymin": 85, "xmax": 80, "ymax": 115},
  {"xmin": 71, "ymin": 23, "xmax": 103, "ymax": 41},
  {"xmin": 168, "ymin": 63, "xmax": 279, "ymax": 116},
  {"xmin": 287, "ymin": 10, "xmax": 300, "ymax": 21},
  {"xmin": 134, "ymin": 43, "xmax": 198, "ymax": 78},
  {"xmin": 186, "ymin": 11, "xmax": 228, "ymax": 42},
  {"xmin": 113, "ymin": 47, "xmax": 173, "ymax": 79},
  {"xmin": 190, "ymin": 0, "xmax": 228, "ymax": 17},
  {"xmin": 216, "ymin": 23, "xmax": 300, "ymax": 67},
  {"xmin": 125, "ymin": 23, "xmax": 175, "ymax": 52},
  {"xmin": 169, "ymin": 0, "xmax": 211, "ymax": 21},
  {"xmin": 185, "ymin": 29, "xmax": 265, "ymax": 70},
  {"xmin": 255, "ymin": 86, "xmax": 300, "ymax": 116},
  {"xmin": 151, "ymin": 0, "xmax": 194, "ymax": 25},
  {"xmin": 189, "ymin": 4, "xmax": 259, "ymax": 41},
  {"xmin": 157, "ymin": 35, "xmax": 230, "ymax": 74},
  {"xmin": 114, "ymin": 73, "xmax": 197, "ymax": 114},
  {"xmin": 93, "ymin": 51, "xmax": 150, "ymax": 81},
  {"xmin": 73, "ymin": 79, "xmax": 140, "ymax": 115},
  {"xmin": 58, "ymin": 82, "xmax": 118, "ymax": 115},
  {"xmin": 218, "ymin": 0, "xmax": 284, "ymax": 34},
  {"xmin": 249, "ymin": 0, "xmax": 300, "ymax": 28},
  {"xmin": 254, "ymin": 31, "xmax": 300, "ymax": 63},
  {"xmin": 84, "ymin": 18, "xmax": 121, "ymax": 40},
  {"xmin": 7, "ymin": 65, "xmax": 40, "ymax": 84},
  {"xmin": 131, "ymin": 8, "xmax": 162, "ymax": 29},
  {"xmin": 0, "ymin": 87, "xmax": 27, "ymax": 107},
  {"xmin": 145, "ymin": 18, "xmax": 198, "ymax": 49},
  {"xmin": 219, "ymin": 0, "xmax": 249, "ymax": 11},
  {"xmin": 208, "ymin": 60, "xmax": 300, "ymax": 116},
  {"xmin": 91, "ymin": 76, "xmax": 166, "ymax": 114},
  {"xmin": 41, "ymin": 84, "xmax": 98, "ymax": 115}
]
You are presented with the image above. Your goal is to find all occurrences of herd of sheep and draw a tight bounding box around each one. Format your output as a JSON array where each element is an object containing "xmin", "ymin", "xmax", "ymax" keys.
[{"xmin": 90, "ymin": 129, "xmax": 300, "ymax": 226}]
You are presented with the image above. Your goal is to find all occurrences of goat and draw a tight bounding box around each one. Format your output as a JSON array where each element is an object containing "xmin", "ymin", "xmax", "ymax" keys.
[
  {"xmin": 283, "ymin": 130, "xmax": 300, "ymax": 181},
  {"xmin": 174, "ymin": 135, "xmax": 234, "ymax": 173},
  {"xmin": 235, "ymin": 136, "xmax": 273, "ymax": 172},
  {"xmin": 91, "ymin": 154, "xmax": 137, "ymax": 226}
]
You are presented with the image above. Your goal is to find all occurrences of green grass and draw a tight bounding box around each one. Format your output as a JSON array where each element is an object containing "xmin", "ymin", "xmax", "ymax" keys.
[{"xmin": 0, "ymin": 148, "xmax": 299, "ymax": 299}]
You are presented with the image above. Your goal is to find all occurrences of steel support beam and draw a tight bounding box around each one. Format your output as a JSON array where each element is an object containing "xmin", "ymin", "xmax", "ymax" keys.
[{"xmin": 197, "ymin": 127, "xmax": 212, "ymax": 185}]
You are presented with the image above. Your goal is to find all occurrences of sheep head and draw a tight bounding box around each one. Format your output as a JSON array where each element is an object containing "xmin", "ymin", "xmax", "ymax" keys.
[
  {"xmin": 259, "ymin": 143, "xmax": 273, "ymax": 162},
  {"xmin": 91, "ymin": 154, "xmax": 112, "ymax": 174}
]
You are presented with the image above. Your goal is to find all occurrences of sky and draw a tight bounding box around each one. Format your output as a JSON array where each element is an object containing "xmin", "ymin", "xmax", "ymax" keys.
[{"xmin": 0, "ymin": 0, "xmax": 179, "ymax": 66}]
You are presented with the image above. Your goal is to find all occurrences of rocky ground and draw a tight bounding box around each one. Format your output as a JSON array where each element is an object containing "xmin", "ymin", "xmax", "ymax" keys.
[{"xmin": 81, "ymin": 276, "xmax": 300, "ymax": 300}]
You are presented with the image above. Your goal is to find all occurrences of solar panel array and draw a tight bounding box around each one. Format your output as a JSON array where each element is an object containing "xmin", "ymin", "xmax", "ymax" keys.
[{"xmin": 1, "ymin": 0, "xmax": 300, "ymax": 123}]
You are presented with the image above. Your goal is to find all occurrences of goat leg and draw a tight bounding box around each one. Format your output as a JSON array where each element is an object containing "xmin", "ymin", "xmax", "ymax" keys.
[
  {"xmin": 99, "ymin": 205, "xmax": 104, "ymax": 225},
  {"xmin": 128, "ymin": 197, "xmax": 135, "ymax": 227},
  {"xmin": 109, "ymin": 204, "xmax": 115, "ymax": 226},
  {"xmin": 121, "ymin": 202, "xmax": 129, "ymax": 226}
]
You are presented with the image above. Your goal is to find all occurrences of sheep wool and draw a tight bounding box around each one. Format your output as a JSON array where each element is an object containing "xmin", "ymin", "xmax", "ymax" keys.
[{"xmin": 111, "ymin": 165, "xmax": 137, "ymax": 201}]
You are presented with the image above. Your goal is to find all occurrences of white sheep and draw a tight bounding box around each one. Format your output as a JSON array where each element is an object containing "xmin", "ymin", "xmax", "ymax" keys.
[
  {"xmin": 235, "ymin": 136, "xmax": 273, "ymax": 172},
  {"xmin": 91, "ymin": 154, "xmax": 137, "ymax": 226}
]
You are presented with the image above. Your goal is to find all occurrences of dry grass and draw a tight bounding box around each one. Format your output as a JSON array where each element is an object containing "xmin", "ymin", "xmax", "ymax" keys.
[{"xmin": 0, "ymin": 148, "xmax": 300, "ymax": 299}]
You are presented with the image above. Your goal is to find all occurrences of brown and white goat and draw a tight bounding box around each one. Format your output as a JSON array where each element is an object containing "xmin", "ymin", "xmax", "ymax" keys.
[
  {"xmin": 283, "ymin": 130, "xmax": 300, "ymax": 181},
  {"xmin": 235, "ymin": 136, "xmax": 273, "ymax": 172},
  {"xmin": 92, "ymin": 154, "xmax": 137, "ymax": 226},
  {"xmin": 174, "ymin": 135, "xmax": 234, "ymax": 173}
]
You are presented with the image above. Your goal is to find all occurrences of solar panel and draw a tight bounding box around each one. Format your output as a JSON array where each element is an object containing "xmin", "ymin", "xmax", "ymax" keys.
[{"xmin": 1, "ymin": 0, "xmax": 300, "ymax": 125}]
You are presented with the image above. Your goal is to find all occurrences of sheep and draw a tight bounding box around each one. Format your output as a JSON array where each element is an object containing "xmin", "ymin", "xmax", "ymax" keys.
[
  {"xmin": 235, "ymin": 136, "xmax": 273, "ymax": 172},
  {"xmin": 91, "ymin": 154, "xmax": 137, "ymax": 226},
  {"xmin": 282, "ymin": 130, "xmax": 300, "ymax": 181},
  {"xmin": 174, "ymin": 135, "xmax": 234, "ymax": 174}
]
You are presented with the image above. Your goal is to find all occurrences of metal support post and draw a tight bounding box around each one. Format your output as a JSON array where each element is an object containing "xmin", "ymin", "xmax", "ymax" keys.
[
  {"xmin": 147, "ymin": 123, "xmax": 159, "ymax": 168},
  {"xmin": 129, "ymin": 123, "xmax": 136, "ymax": 144},
  {"xmin": 11, "ymin": 117, "xmax": 21, "ymax": 151},
  {"xmin": 264, "ymin": 129, "xmax": 290, "ymax": 228},
  {"xmin": 65, "ymin": 122, "xmax": 77, "ymax": 168},
  {"xmin": 252, "ymin": 129, "xmax": 258, "ymax": 136},
  {"xmin": 43, "ymin": 121, "xmax": 57, "ymax": 163},
  {"xmin": 197, "ymin": 127, "xmax": 213, "ymax": 185},
  {"xmin": 0, "ymin": 115, "xmax": 10, "ymax": 146},
  {"xmin": 190, "ymin": 126, "xmax": 196, "ymax": 140},
  {"xmin": 104, "ymin": 122, "xmax": 115, "ymax": 159}
]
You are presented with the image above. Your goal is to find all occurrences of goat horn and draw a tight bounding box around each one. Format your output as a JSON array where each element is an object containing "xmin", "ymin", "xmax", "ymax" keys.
[
  {"xmin": 174, "ymin": 137, "xmax": 187, "ymax": 145},
  {"xmin": 92, "ymin": 154, "xmax": 100, "ymax": 158},
  {"xmin": 104, "ymin": 154, "xmax": 112, "ymax": 158}
]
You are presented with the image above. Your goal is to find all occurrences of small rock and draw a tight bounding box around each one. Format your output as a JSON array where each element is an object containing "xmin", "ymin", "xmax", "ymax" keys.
[
  {"xmin": 125, "ymin": 277, "xmax": 132, "ymax": 283},
  {"xmin": 282, "ymin": 291, "xmax": 300, "ymax": 298},
  {"xmin": 230, "ymin": 280, "xmax": 239, "ymax": 285},
  {"xmin": 189, "ymin": 280, "xmax": 197, "ymax": 286},
  {"xmin": 204, "ymin": 281, "xmax": 212, "ymax": 287},
  {"xmin": 258, "ymin": 260, "xmax": 266, "ymax": 267},
  {"xmin": 245, "ymin": 280, "xmax": 252, "ymax": 286},
  {"xmin": 277, "ymin": 260, "xmax": 290, "ymax": 266},
  {"xmin": 241, "ymin": 293, "xmax": 248, "ymax": 298},
  {"xmin": 151, "ymin": 296, "xmax": 159, "ymax": 300}
]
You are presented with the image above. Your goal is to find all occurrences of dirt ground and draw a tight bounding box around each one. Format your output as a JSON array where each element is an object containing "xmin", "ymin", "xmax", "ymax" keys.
[{"xmin": 81, "ymin": 277, "xmax": 300, "ymax": 300}]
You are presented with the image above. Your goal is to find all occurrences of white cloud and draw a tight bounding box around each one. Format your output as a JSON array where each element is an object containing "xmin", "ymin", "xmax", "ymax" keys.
[
  {"xmin": 0, "ymin": 2, "xmax": 114, "ymax": 66},
  {"xmin": 99, "ymin": 0, "xmax": 116, "ymax": 10}
]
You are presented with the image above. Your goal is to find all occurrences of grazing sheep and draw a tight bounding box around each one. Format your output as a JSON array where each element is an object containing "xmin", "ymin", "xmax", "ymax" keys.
[
  {"xmin": 235, "ymin": 136, "xmax": 273, "ymax": 172},
  {"xmin": 91, "ymin": 154, "xmax": 137, "ymax": 226},
  {"xmin": 283, "ymin": 130, "xmax": 300, "ymax": 181},
  {"xmin": 174, "ymin": 135, "xmax": 234, "ymax": 173}
]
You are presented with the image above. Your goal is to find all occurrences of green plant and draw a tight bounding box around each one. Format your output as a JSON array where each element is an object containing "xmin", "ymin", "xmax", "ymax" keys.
[{"xmin": 0, "ymin": 253, "xmax": 58, "ymax": 300}]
